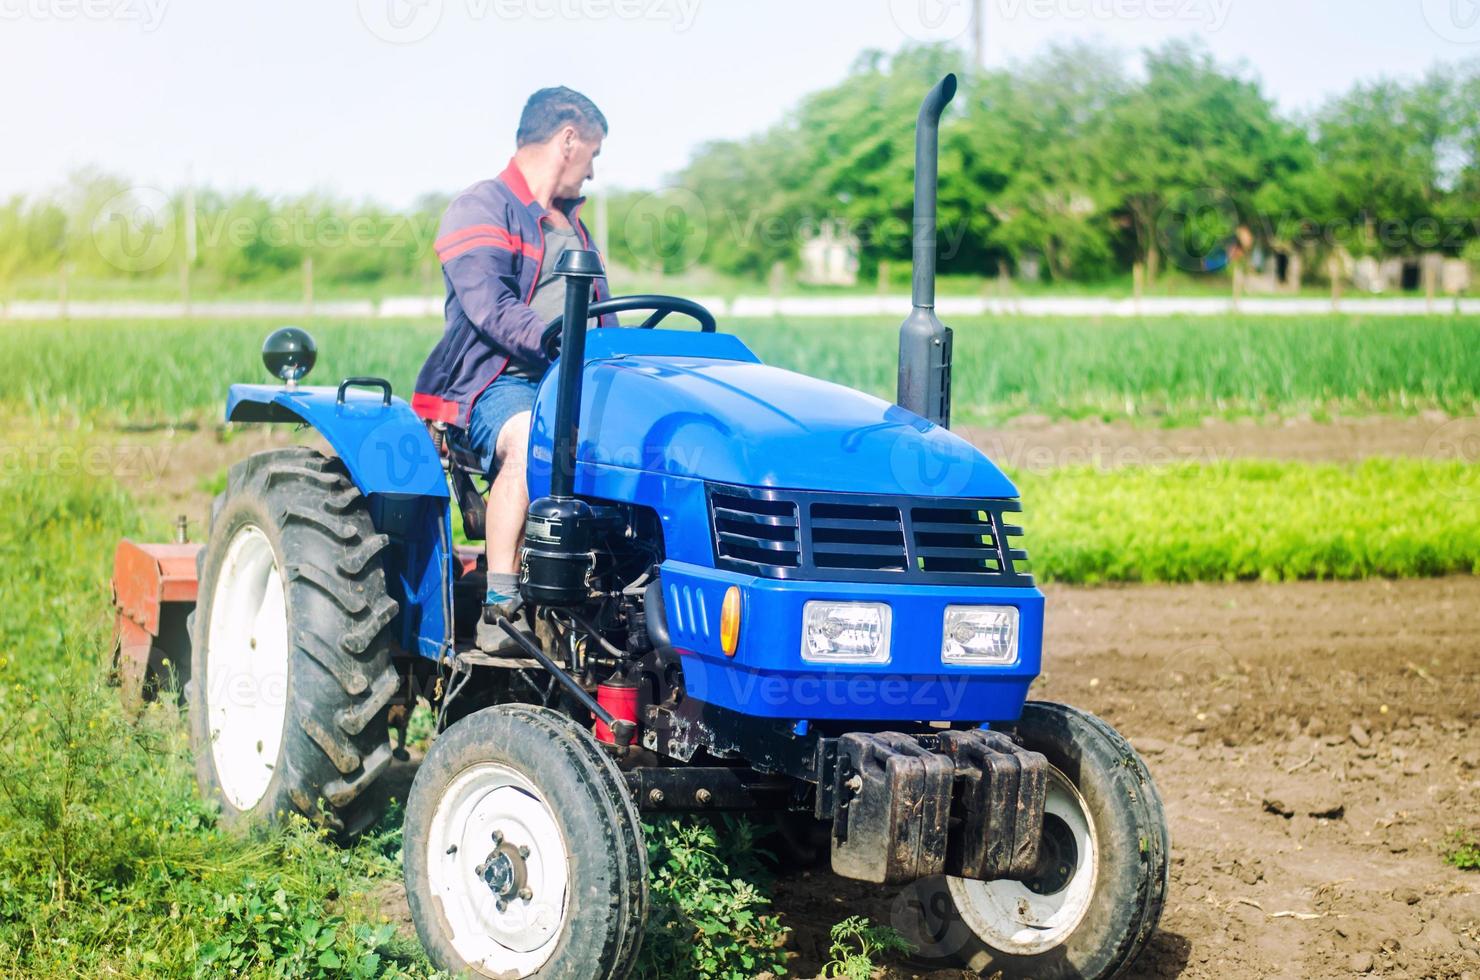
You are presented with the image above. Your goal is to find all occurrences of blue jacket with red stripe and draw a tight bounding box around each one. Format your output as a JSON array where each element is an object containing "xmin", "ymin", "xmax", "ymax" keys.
[{"xmin": 412, "ymin": 159, "xmax": 611, "ymax": 426}]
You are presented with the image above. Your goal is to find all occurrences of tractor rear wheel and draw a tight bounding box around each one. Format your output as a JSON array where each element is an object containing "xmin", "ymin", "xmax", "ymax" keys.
[
  {"xmin": 898, "ymin": 701, "xmax": 1168, "ymax": 979},
  {"xmin": 188, "ymin": 447, "xmax": 400, "ymax": 838},
  {"xmin": 403, "ymin": 704, "xmax": 648, "ymax": 979}
]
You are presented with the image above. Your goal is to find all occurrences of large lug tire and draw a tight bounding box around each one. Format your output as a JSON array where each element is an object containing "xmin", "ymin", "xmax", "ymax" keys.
[
  {"xmin": 899, "ymin": 701, "xmax": 1169, "ymax": 980},
  {"xmin": 403, "ymin": 704, "xmax": 648, "ymax": 980},
  {"xmin": 188, "ymin": 447, "xmax": 400, "ymax": 839}
]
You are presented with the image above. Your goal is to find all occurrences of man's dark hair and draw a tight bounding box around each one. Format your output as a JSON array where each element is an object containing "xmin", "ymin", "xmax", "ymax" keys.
[{"xmin": 517, "ymin": 87, "xmax": 608, "ymax": 146}]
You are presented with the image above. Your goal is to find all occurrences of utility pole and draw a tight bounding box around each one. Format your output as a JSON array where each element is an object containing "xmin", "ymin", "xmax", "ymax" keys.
[
  {"xmin": 971, "ymin": 0, "xmax": 984, "ymax": 72},
  {"xmin": 183, "ymin": 169, "xmax": 197, "ymax": 266},
  {"xmin": 183, "ymin": 169, "xmax": 196, "ymax": 315}
]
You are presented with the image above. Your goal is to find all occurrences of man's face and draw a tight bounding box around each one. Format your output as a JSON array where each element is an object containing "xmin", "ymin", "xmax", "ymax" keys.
[{"xmin": 555, "ymin": 128, "xmax": 603, "ymax": 199}]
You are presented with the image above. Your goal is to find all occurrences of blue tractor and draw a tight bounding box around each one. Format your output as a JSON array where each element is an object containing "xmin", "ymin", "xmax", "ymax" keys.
[{"xmin": 113, "ymin": 75, "xmax": 1166, "ymax": 978}]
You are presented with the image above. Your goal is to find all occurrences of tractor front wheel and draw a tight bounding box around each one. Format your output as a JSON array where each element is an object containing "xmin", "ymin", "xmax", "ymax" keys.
[
  {"xmin": 188, "ymin": 448, "xmax": 401, "ymax": 838},
  {"xmin": 403, "ymin": 704, "xmax": 648, "ymax": 979},
  {"xmin": 899, "ymin": 701, "xmax": 1169, "ymax": 979}
]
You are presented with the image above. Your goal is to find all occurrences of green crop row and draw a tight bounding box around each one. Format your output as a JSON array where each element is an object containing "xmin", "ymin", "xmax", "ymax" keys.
[
  {"xmin": 2, "ymin": 314, "xmax": 1477, "ymax": 425},
  {"xmin": 1014, "ymin": 458, "xmax": 1480, "ymax": 584}
]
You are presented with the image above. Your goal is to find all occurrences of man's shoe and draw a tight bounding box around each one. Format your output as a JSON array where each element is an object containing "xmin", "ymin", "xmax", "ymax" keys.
[{"xmin": 476, "ymin": 600, "xmax": 535, "ymax": 655}]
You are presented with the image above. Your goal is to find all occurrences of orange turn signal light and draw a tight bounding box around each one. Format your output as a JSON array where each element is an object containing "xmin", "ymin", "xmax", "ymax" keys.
[{"xmin": 720, "ymin": 586, "xmax": 741, "ymax": 656}]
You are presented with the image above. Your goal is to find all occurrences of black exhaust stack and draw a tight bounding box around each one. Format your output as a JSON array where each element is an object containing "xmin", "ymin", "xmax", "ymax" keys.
[
  {"xmin": 521, "ymin": 249, "xmax": 603, "ymax": 608},
  {"xmin": 897, "ymin": 73, "xmax": 957, "ymax": 428}
]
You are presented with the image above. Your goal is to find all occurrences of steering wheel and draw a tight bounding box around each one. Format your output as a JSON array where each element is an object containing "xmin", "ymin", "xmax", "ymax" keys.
[{"xmin": 541, "ymin": 294, "xmax": 717, "ymax": 361}]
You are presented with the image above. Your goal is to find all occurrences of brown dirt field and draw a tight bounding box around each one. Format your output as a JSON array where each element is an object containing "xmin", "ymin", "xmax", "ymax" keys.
[{"xmin": 776, "ymin": 577, "xmax": 1480, "ymax": 980}]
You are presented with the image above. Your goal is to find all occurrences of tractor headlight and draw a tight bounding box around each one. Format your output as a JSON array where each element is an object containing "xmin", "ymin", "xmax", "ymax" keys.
[
  {"xmin": 941, "ymin": 606, "xmax": 1019, "ymax": 665},
  {"xmin": 801, "ymin": 601, "xmax": 891, "ymax": 664}
]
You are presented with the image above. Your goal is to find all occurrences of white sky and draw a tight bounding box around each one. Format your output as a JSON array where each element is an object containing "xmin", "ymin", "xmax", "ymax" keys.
[{"xmin": 1, "ymin": 0, "xmax": 1475, "ymax": 207}]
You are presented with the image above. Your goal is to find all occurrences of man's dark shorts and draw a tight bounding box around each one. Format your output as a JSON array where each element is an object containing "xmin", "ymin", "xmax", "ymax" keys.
[{"xmin": 451, "ymin": 374, "xmax": 539, "ymax": 477}]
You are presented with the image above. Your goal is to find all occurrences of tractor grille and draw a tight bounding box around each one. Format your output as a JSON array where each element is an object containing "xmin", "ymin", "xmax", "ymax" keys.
[
  {"xmin": 709, "ymin": 490, "xmax": 801, "ymax": 570},
  {"xmin": 706, "ymin": 484, "xmax": 1032, "ymax": 587}
]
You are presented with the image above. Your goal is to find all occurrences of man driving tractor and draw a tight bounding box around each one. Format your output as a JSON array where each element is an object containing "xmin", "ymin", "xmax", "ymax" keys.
[{"xmin": 412, "ymin": 86, "xmax": 611, "ymax": 650}]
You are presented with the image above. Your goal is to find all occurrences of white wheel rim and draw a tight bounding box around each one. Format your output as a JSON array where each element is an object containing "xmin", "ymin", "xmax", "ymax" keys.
[
  {"xmin": 204, "ymin": 524, "xmax": 290, "ymax": 811},
  {"xmin": 948, "ymin": 764, "xmax": 1099, "ymax": 955},
  {"xmin": 426, "ymin": 762, "xmax": 569, "ymax": 978}
]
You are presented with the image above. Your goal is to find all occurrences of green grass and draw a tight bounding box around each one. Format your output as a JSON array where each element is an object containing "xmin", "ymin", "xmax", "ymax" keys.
[
  {"xmin": 0, "ymin": 444, "xmax": 798, "ymax": 977},
  {"xmin": 0, "ymin": 455, "xmax": 439, "ymax": 977},
  {"xmin": 2, "ymin": 315, "xmax": 1477, "ymax": 426},
  {"xmin": 1015, "ymin": 458, "xmax": 1480, "ymax": 584}
]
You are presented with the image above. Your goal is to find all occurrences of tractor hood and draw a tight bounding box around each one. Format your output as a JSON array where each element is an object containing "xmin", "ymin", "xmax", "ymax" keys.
[{"xmin": 529, "ymin": 330, "xmax": 1017, "ymax": 499}]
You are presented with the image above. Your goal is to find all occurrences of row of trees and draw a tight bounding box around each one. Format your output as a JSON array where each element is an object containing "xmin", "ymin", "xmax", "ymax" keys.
[
  {"xmin": 0, "ymin": 172, "xmax": 448, "ymax": 291},
  {"xmin": 608, "ymin": 42, "xmax": 1480, "ymax": 285},
  {"xmin": 4, "ymin": 40, "xmax": 1479, "ymax": 291}
]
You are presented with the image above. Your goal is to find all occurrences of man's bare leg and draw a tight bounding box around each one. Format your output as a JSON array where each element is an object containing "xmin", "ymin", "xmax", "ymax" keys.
[
  {"xmin": 486, "ymin": 410, "xmax": 532, "ymax": 576},
  {"xmin": 479, "ymin": 411, "xmax": 531, "ymax": 650}
]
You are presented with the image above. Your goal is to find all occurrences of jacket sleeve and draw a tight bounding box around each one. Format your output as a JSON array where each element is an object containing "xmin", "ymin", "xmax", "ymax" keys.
[{"xmin": 435, "ymin": 199, "xmax": 550, "ymax": 369}]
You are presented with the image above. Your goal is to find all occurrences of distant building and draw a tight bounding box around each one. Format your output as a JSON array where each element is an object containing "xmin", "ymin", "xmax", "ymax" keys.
[
  {"xmin": 798, "ymin": 221, "xmax": 860, "ymax": 287},
  {"xmin": 1348, "ymin": 252, "xmax": 1458, "ymax": 294},
  {"xmin": 1246, "ymin": 244, "xmax": 1303, "ymax": 294}
]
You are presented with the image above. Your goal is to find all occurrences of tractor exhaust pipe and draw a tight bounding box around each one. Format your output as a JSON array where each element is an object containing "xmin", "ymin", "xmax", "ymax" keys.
[{"xmin": 897, "ymin": 73, "xmax": 957, "ymax": 428}]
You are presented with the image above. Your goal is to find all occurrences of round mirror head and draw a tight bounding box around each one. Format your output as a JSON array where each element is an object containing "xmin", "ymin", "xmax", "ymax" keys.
[{"xmin": 263, "ymin": 326, "xmax": 317, "ymax": 384}]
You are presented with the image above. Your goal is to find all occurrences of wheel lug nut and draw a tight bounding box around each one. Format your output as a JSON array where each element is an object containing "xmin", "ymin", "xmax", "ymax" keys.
[
  {"xmin": 518, "ymin": 887, "xmax": 533, "ymax": 902},
  {"xmin": 518, "ymin": 845, "xmax": 530, "ymax": 859},
  {"xmin": 492, "ymin": 830, "xmax": 503, "ymax": 844},
  {"xmin": 496, "ymin": 898, "xmax": 507, "ymax": 913}
]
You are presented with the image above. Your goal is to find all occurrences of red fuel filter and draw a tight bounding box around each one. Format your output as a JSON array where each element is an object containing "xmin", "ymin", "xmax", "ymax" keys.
[{"xmin": 594, "ymin": 675, "xmax": 638, "ymax": 745}]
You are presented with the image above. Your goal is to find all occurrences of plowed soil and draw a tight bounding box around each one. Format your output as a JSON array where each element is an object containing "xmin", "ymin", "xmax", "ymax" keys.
[{"xmin": 777, "ymin": 577, "xmax": 1480, "ymax": 979}]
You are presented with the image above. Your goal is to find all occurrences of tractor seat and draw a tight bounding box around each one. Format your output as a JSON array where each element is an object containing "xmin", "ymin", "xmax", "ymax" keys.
[
  {"xmin": 428, "ymin": 423, "xmax": 490, "ymax": 542},
  {"xmin": 444, "ymin": 435, "xmax": 488, "ymax": 478}
]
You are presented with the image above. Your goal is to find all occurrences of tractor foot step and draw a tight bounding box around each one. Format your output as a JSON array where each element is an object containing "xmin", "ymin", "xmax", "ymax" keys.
[
  {"xmin": 451, "ymin": 646, "xmax": 543, "ymax": 671},
  {"xmin": 826, "ymin": 729, "xmax": 1048, "ymax": 885}
]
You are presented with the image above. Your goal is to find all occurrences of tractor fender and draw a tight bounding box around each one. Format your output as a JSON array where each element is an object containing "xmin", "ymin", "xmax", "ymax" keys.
[{"xmin": 226, "ymin": 383, "xmax": 447, "ymax": 498}]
